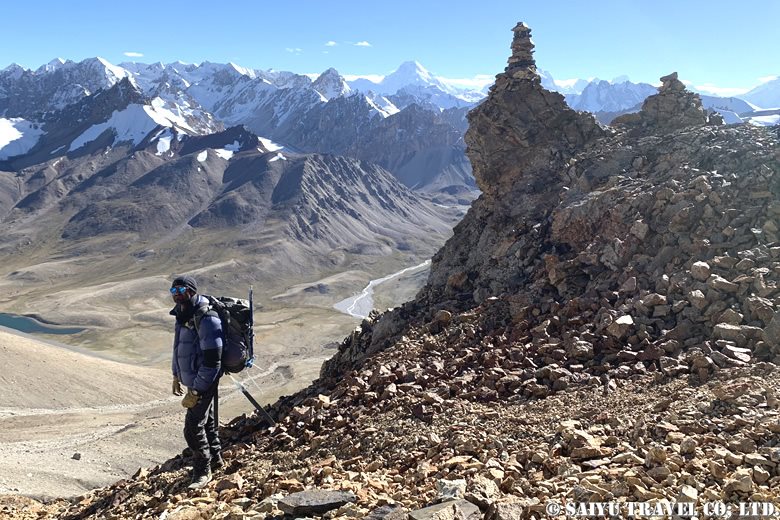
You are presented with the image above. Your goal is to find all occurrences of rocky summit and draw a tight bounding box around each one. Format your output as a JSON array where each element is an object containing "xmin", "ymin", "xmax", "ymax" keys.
[{"xmin": 5, "ymin": 22, "xmax": 780, "ymax": 520}]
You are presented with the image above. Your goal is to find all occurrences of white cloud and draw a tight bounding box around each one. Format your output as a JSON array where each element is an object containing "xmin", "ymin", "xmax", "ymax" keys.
[
  {"xmin": 354, "ymin": 41, "xmax": 372, "ymax": 47},
  {"xmin": 757, "ymin": 75, "xmax": 779, "ymax": 84},
  {"xmin": 123, "ymin": 51, "xmax": 144, "ymax": 58},
  {"xmin": 325, "ymin": 41, "xmax": 337, "ymax": 47},
  {"xmin": 285, "ymin": 48, "xmax": 303, "ymax": 54}
]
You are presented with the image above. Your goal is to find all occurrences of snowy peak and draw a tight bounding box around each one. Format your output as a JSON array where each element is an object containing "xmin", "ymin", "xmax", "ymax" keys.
[
  {"xmin": 345, "ymin": 61, "xmax": 484, "ymax": 105},
  {"xmin": 261, "ymin": 70, "xmax": 313, "ymax": 90},
  {"xmin": 312, "ymin": 68, "xmax": 351, "ymax": 100},
  {"xmin": 380, "ymin": 60, "xmax": 447, "ymax": 93},
  {"xmin": 567, "ymin": 79, "xmax": 658, "ymax": 113},
  {"xmin": 0, "ymin": 57, "xmax": 137, "ymax": 117},
  {"xmin": 0, "ymin": 63, "xmax": 25, "ymax": 81},
  {"xmin": 92, "ymin": 57, "xmax": 131, "ymax": 82},
  {"xmin": 1, "ymin": 63, "xmax": 25, "ymax": 74},
  {"xmin": 36, "ymin": 58, "xmax": 68, "ymax": 73},
  {"xmin": 742, "ymin": 75, "xmax": 780, "ymax": 109},
  {"xmin": 227, "ymin": 62, "xmax": 256, "ymax": 79},
  {"xmin": 107, "ymin": 76, "xmax": 145, "ymax": 104},
  {"xmin": 394, "ymin": 61, "xmax": 434, "ymax": 82}
]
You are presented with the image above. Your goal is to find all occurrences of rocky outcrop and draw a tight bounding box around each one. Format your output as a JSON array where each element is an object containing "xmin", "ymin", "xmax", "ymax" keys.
[{"xmin": 612, "ymin": 71, "xmax": 715, "ymax": 132}]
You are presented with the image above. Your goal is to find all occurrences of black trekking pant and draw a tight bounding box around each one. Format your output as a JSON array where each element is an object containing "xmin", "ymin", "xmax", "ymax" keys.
[{"xmin": 183, "ymin": 382, "xmax": 221, "ymax": 469}]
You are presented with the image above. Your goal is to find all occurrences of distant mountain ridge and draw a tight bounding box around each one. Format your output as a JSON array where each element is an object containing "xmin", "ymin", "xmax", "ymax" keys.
[
  {"xmin": 0, "ymin": 88, "xmax": 456, "ymax": 273},
  {"xmin": 0, "ymin": 57, "xmax": 486, "ymax": 194},
  {"xmin": 1, "ymin": 58, "xmax": 777, "ymax": 198}
]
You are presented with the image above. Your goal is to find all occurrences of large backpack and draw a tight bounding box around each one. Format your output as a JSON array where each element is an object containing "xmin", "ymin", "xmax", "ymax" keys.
[{"xmin": 195, "ymin": 295, "xmax": 254, "ymax": 373}]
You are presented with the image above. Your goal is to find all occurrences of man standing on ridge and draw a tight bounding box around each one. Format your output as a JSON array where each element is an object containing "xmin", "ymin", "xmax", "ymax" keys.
[{"xmin": 170, "ymin": 275, "xmax": 224, "ymax": 489}]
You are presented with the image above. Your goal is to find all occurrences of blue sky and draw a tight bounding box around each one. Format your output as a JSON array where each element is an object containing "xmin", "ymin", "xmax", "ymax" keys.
[{"xmin": 2, "ymin": 1, "xmax": 778, "ymax": 94}]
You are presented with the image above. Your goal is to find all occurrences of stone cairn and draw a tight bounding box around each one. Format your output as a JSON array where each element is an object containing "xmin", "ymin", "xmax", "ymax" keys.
[
  {"xmin": 613, "ymin": 71, "xmax": 715, "ymax": 132},
  {"xmin": 504, "ymin": 22, "xmax": 538, "ymax": 81}
]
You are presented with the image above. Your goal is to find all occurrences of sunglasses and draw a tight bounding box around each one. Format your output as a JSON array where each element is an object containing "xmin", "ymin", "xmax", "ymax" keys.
[{"xmin": 170, "ymin": 286, "xmax": 189, "ymax": 295}]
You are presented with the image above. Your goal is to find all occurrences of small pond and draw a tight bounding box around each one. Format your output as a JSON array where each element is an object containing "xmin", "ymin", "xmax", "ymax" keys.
[{"xmin": 0, "ymin": 313, "xmax": 85, "ymax": 335}]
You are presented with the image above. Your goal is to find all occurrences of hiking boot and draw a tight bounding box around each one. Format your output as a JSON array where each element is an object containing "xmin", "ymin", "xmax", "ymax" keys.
[
  {"xmin": 188, "ymin": 467, "xmax": 212, "ymax": 490},
  {"xmin": 210, "ymin": 453, "xmax": 224, "ymax": 471}
]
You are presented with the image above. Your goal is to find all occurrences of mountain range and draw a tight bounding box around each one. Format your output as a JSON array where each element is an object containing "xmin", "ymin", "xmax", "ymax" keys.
[
  {"xmin": 0, "ymin": 58, "xmax": 487, "ymax": 195},
  {"xmin": 561, "ymin": 78, "xmax": 779, "ymax": 125},
  {"xmin": 1, "ymin": 57, "xmax": 777, "ymax": 178},
  {"xmin": 0, "ymin": 57, "xmax": 777, "ymax": 271},
  {"xmin": 1, "ymin": 58, "xmax": 776, "ymax": 275}
]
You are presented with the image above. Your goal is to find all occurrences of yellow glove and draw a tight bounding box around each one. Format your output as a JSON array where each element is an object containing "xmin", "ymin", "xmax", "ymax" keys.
[
  {"xmin": 181, "ymin": 389, "xmax": 200, "ymax": 408},
  {"xmin": 172, "ymin": 377, "xmax": 184, "ymax": 396}
]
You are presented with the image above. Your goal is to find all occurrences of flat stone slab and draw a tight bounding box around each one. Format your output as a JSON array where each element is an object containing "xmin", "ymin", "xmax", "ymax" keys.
[
  {"xmin": 409, "ymin": 499, "xmax": 482, "ymax": 520},
  {"xmin": 278, "ymin": 489, "xmax": 356, "ymax": 516},
  {"xmin": 364, "ymin": 504, "xmax": 408, "ymax": 520}
]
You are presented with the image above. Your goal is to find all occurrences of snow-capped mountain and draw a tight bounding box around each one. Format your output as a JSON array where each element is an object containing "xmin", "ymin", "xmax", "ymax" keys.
[
  {"xmin": 373, "ymin": 61, "xmax": 449, "ymax": 94},
  {"xmin": 566, "ymin": 80, "xmax": 658, "ymax": 113},
  {"xmin": 742, "ymin": 76, "xmax": 780, "ymax": 109},
  {"xmin": 312, "ymin": 68, "xmax": 352, "ymax": 100},
  {"xmin": 0, "ymin": 78, "xmax": 206, "ymax": 169},
  {"xmin": 0, "ymin": 57, "xmax": 482, "ymax": 193},
  {"xmin": 697, "ymin": 95, "xmax": 755, "ymax": 113},
  {"xmin": 348, "ymin": 61, "xmax": 485, "ymax": 105},
  {"xmin": 3, "ymin": 55, "xmax": 774, "ymax": 198},
  {"xmin": 0, "ymin": 57, "xmax": 132, "ymax": 117}
]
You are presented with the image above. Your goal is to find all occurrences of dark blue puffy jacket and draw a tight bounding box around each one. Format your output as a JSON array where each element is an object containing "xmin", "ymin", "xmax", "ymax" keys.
[{"xmin": 171, "ymin": 295, "xmax": 223, "ymax": 393}]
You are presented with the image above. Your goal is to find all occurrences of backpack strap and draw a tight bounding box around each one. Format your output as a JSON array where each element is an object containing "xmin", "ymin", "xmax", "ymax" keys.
[{"xmin": 192, "ymin": 298, "xmax": 217, "ymax": 333}]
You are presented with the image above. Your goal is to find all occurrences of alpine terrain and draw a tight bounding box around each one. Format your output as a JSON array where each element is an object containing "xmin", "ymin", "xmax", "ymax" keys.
[
  {"xmin": 0, "ymin": 49, "xmax": 474, "ymax": 500},
  {"xmin": 4, "ymin": 21, "xmax": 779, "ymax": 520}
]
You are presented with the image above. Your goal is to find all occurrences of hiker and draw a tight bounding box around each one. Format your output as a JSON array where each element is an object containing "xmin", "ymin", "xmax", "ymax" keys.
[{"xmin": 170, "ymin": 275, "xmax": 224, "ymax": 489}]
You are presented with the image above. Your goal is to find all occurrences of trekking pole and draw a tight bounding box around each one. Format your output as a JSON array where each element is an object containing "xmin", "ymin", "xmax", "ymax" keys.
[
  {"xmin": 247, "ymin": 285, "xmax": 255, "ymax": 369},
  {"xmin": 213, "ymin": 384, "xmax": 219, "ymax": 428},
  {"xmin": 228, "ymin": 373, "xmax": 276, "ymax": 426}
]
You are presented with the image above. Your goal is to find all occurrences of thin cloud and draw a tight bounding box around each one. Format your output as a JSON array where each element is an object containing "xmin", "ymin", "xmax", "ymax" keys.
[
  {"xmin": 325, "ymin": 41, "xmax": 337, "ymax": 47},
  {"xmin": 758, "ymin": 75, "xmax": 779, "ymax": 84},
  {"xmin": 354, "ymin": 41, "xmax": 372, "ymax": 47},
  {"xmin": 124, "ymin": 51, "xmax": 144, "ymax": 58},
  {"xmin": 285, "ymin": 48, "xmax": 303, "ymax": 55}
]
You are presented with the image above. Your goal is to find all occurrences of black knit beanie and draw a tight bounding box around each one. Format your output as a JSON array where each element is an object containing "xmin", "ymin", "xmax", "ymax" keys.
[{"xmin": 171, "ymin": 275, "xmax": 198, "ymax": 292}]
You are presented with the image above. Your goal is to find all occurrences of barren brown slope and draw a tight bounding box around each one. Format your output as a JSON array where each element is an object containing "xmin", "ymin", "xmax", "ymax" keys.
[
  {"xmin": 0, "ymin": 328, "xmax": 180, "ymax": 501},
  {"xmin": 0, "ymin": 328, "xmax": 166, "ymax": 410}
]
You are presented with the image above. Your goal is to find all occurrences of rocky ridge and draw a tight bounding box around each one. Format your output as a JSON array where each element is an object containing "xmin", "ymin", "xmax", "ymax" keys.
[{"xmin": 3, "ymin": 21, "xmax": 780, "ymax": 520}]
